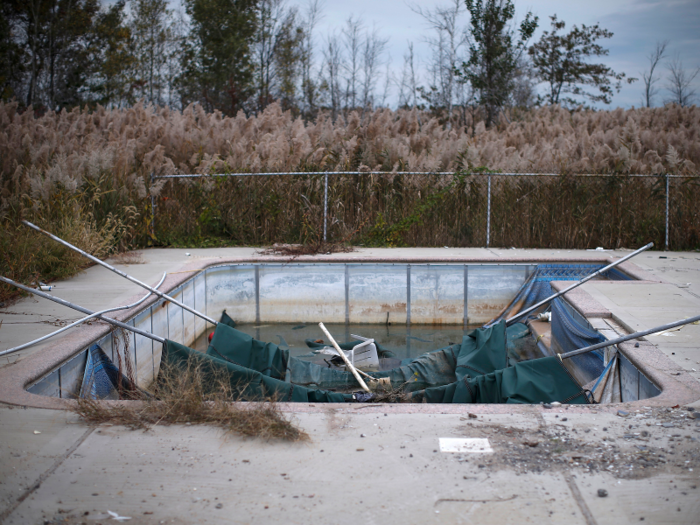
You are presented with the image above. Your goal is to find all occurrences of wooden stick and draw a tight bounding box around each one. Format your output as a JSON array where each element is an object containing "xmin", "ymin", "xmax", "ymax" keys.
[{"xmin": 319, "ymin": 323, "xmax": 371, "ymax": 393}]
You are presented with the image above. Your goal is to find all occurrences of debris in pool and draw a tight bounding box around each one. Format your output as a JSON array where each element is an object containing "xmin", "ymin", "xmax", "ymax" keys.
[{"xmin": 292, "ymin": 325, "xmax": 307, "ymax": 330}]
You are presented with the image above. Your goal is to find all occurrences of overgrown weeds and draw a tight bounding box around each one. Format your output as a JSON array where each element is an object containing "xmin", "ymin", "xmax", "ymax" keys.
[{"xmin": 73, "ymin": 356, "xmax": 309, "ymax": 442}]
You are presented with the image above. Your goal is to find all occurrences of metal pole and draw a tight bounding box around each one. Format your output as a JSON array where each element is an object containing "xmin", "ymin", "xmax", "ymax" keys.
[
  {"xmin": 0, "ymin": 276, "xmax": 166, "ymax": 344},
  {"xmin": 560, "ymin": 312, "xmax": 700, "ymax": 360},
  {"xmin": 486, "ymin": 175, "xmax": 491, "ymax": 248},
  {"xmin": 506, "ymin": 242, "xmax": 654, "ymax": 326},
  {"xmin": 0, "ymin": 273, "xmax": 167, "ymax": 357},
  {"xmin": 323, "ymin": 172, "xmax": 328, "ymax": 242},
  {"xmin": 22, "ymin": 220, "xmax": 218, "ymax": 326},
  {"xmin": 665, "ymin": 173, "xmax": 670, "ymax": 251}
]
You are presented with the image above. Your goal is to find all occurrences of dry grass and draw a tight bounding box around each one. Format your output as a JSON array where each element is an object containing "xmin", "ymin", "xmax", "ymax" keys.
[
  {"xmin": 73, "ymin": 356, "xmax": 309, "ymax": 442},
  {"xmin": 2, "ymin": 102, "xmax": 699, "ymax": 302},
  {"xmin": 110, "ymin": 251, "xmax": 146, "ymax": 265}
]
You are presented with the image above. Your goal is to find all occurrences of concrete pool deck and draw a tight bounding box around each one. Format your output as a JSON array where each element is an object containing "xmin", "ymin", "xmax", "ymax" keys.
[{"xmin": 1, "ymin": 247, "xmax": 699, "ymax": 523}]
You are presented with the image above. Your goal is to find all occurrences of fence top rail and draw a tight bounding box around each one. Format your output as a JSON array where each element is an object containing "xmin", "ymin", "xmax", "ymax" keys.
[{"xmin": 154, "ymin": 171, "xmax": 694, "ymax": 179}]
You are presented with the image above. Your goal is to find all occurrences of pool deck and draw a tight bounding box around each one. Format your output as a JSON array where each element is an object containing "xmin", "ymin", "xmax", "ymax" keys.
[{"xmin": 1, "ymin": 247, "xmax": 699, "ymax": 524}]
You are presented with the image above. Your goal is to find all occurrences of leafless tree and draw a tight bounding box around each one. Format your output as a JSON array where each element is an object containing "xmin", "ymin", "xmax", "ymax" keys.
[
  {"xmin": 360, "ymin": 25, "xmax": 388, "ymax": 110},
  {"xmin": 641, "ymin": 40, "xmax": 668, "ymax": 107},
  {"xmin": 323, "ymin": 35, "xmax": 342, "ymax": 120},
  {"xmin": 299, "ymin": 0, "xmax": 323, "ymax": 118},
  {"xmin": 397, "ymin": 42, "xmax": 419, "ymax": 108},
  {"xmin": 410, "ymin": 0, "xmax": 468, "ymax": 115},
  {"xmin": 342, "ymin": 16, "xmax": 363, "ymax": 109},
  {"xmin": 666, "ymin": 53, "xmax": 699, "ymax": 107}
]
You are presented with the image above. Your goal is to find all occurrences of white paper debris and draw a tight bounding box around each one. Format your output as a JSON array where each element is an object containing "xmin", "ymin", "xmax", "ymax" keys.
[
  {"xmin": 439, "ymin": 437, "xmax": 493, "ymax": 453},
  {"xmin": 107, "ymin": 510, "xmax": 131, "ymax": 521}
]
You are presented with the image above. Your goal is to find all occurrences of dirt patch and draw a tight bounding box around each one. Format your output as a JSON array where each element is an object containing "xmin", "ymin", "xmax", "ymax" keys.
[
  {"xmin": 258, "ymin": 242, "xmax": 354, "ymax": 257},
  {"xmin": 456, "ymin": 407, "xmax": 700, "ymax": 479}
]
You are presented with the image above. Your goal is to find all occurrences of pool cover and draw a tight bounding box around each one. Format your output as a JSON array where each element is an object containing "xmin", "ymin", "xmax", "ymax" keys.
[{"xmin": 155, "ymin": 313, "xmax": 589, "ymax": 404}]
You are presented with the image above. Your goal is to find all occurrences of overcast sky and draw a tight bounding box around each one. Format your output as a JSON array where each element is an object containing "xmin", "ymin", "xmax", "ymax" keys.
[{"xmin": 290, "ymin": 0, "xmax": 700, "ymax": 109}]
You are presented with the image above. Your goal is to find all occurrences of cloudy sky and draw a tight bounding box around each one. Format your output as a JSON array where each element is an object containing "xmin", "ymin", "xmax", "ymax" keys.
[{"xmin": 290, "ymin": 0, "xmax": 700, "ymax": 108}]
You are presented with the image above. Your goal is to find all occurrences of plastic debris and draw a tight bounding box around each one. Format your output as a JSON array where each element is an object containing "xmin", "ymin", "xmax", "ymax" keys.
[{"xmin": 107, "ymin": 510, "xmax": 131, "ymax": 521}]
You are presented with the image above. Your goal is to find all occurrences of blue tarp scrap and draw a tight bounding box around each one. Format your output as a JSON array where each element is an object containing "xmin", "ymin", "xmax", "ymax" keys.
[{"xmin": 79, "ymin": 344, "xmax": 133, "ymax": 400}]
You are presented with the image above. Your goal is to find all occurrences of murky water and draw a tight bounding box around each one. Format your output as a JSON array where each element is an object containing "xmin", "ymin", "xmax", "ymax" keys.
[{"xmin": 193, "ymin": 321, "xmax": 483, "ymax": 361}]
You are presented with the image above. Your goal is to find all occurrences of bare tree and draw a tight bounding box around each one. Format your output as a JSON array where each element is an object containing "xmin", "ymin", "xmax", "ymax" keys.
[
  {"xmin": 360, "ymin": 25, "xmax": 388, "ymax": 110},
  {"xmin": 666, "ymin": 54, "xmax": 699, "ymax": 107},
  {"xmin": 641, "ymin": 40, "xmax": 668, "ymax": 107},
  {"xmin": 342, "ymin": 15, "xmax": 363, "ymax": 109},
  {"xmin": 299, "ymin": 0, "xmax": 322, "ymax": 118},
  {"xmin": 397, "ymin": 41, "xmax": 419, "ymax": 108},
  {"xmin": 410, "ymin": 0, "xmax": 467, "ymax": 115},
  {"xmin": 323, "ymin": 35, "xmax": 342, "ymax": 120},
  {"xmin": 254, "ymin": 0, "xmax": 289, "ymax": 112}
]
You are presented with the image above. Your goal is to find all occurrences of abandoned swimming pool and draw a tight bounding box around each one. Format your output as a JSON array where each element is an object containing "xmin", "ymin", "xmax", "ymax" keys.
[{"xmin": 20, "ymin": 259, "xmax": 663, "ymax": 404}]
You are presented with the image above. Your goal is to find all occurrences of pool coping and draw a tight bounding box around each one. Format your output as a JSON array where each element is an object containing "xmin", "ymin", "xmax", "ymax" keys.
[{"xmin": 1, "ymin": 254, "xmax": 698, "ymax": 412}]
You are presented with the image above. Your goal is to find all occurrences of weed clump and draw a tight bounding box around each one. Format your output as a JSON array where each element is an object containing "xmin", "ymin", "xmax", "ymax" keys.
[{"xmin": 74, "ymin": 357, "xmax": 309, "ymax": 442}]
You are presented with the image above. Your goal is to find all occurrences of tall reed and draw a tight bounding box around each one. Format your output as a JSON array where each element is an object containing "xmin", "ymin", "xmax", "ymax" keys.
[{"xmin": 1, "ymin": 102, "xmax": 698, "ymax": 300}]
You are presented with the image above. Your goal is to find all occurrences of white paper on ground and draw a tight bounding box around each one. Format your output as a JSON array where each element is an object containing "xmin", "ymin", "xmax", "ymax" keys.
[{"xmin": 439, "ymin": 437, "xmax": 493, "ymax": 453}]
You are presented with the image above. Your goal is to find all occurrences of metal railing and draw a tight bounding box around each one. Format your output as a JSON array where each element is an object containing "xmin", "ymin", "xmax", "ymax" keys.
[{"xmin": 152, "ymin": 171, "xmax": 694, "ymax": 250}]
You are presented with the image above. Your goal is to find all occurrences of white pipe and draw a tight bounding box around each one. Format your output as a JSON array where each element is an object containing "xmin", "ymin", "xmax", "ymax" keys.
[{"xmin": 318, "ymin": 323, "xmax": 370, "ymax": 393}]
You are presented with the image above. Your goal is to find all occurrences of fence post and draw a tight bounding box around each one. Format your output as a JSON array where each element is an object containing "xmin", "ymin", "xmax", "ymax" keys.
[
  {"xmin": 323, "ymin": 172, "xmax": 329, "ymax": 242},
  {"xmin": 486, "ymin": 175, "xmax": 491, "ymax": 248},
  {"xmin": 665, "ymin": 173, "xmax": 670, "ymax": 251},
  {"xmin": 150, "ymin": 171, "xmax": 155, "ymax": 239}
]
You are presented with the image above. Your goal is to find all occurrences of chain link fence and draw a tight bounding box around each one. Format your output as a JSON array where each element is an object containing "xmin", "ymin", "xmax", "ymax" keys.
[{"xmin": 151, "ymin": 172, "xmax": 700, "ymax": 250}]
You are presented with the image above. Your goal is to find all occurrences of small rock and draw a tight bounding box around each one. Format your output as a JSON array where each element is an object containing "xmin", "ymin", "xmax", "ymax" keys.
[
  {"xmin": 360, "ymin": 434, "xmax": 366, "ymax": 438},
  {"xmin": 617, "ymin": 410, "xmax": 630, "ymax": 417},
  {"xmin": 215, "ymin": 503, "xmax": 223, "ymax": 509},
  {"xmin": 597, "ymin": 489, "xmax": 608, "ymax": 498},
  {"xmin": 551, "ymin": 401, "xmax": 561, "ymax": 407},
  {"xmin": 662, "ymin": 423, "xmax": 674, "ymax": 428},
  {"xmin": 635, "ymin": 343, "xmax": 640, "ymax": 348},
  {"xmin": 543, "ymin": 403, "xmax": 553, "ymax": 409},
  {"xmin": 468, "ymin": 413, "xmax": 478, "ymax": 419}
]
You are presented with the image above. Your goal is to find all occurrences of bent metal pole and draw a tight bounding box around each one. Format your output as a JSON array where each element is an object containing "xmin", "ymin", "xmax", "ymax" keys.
[
  {"xmin": 506, "ymin": 242, "xmax": 654, "ymax": 326},
  {"xmin": 22, "ymin": 220, "xmax": 218, "ymax": 326},
  {"xmin": 560, "ymin": 312, "xmax": 700, "ymax": 360},
  {"xmin": 0, "ymin": 276, "xmax": 165, "ymax": 344},
  {"xmin": 0, "ymin": 273, "xmax": 167, "ymax": 357}
]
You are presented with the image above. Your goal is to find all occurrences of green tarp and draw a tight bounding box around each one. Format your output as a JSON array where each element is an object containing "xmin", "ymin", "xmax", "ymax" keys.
[
  {"xmin": 159, "ymin": 313, "xmax": 588, "ymax": 404},
  {"xmin": 411, "ymin": 356, "xmax": 589, "ymax": 404},
  {"xmin": 162, "ymin": 338, "xmax": 352, "ymax": 403}
]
